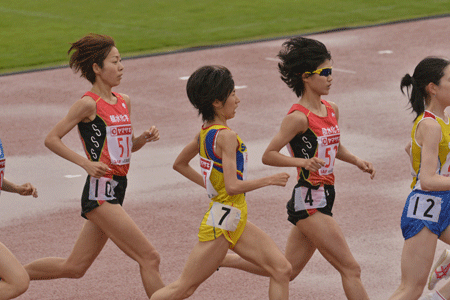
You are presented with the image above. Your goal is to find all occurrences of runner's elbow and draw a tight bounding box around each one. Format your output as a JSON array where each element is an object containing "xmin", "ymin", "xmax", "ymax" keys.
[{"xmin": 225, "ymin": 185, "xmax": 240, "ymax": 196}]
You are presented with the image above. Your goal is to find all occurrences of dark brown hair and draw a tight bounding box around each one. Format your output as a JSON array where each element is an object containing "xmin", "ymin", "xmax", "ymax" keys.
[{"xmin": 68, "ymin": 34, "xmax": 115, "ymax": 84}]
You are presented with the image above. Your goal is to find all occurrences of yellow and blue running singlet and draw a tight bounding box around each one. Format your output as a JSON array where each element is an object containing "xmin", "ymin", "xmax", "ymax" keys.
[
  {"xmin": 401, "ymin": 111, "xmax": 450, "ymax": 240},
  {"xmin": 197, "ymin": 124, "xmax": 248, "ymax": 248},
  {"xmin": 410, "ymin": 111, "xmax": 450, "ymax": 190}
]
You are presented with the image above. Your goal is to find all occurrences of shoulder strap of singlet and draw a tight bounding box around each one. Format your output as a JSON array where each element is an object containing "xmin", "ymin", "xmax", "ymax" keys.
[
  {"xmin": 83, "ymin": 91, "xmax": 125, "ymax": 105},
  {"xmin": 83, "ymin": 91, "xmax": 101, "ymax": 102},
  {"xmin": 112, "ymin": 91, "xmax": 124, "ymax": 103},
  {"xmin": 288, "ymin": 99, "xmax": 332, "ymax": 116},
  {"xmin": 423, "ymin": 111, "xmax": 437, "ymax": 120},
  {"xmin": 288, "ymin": 103, "xmax": 310, "ymax": 116}
]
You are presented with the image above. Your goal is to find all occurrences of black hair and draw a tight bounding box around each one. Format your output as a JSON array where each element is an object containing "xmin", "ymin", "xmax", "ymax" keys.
[
  {"xmin": 186, "ymin": 65, "xmax": 235, "ymax": 122},
  {"xmin": 401, "ymin": 57, "xmax": 450, "ymax": 119},
  {"xmin": 278, "ymin": 37, "xmax": 331, "ymax": 97}
]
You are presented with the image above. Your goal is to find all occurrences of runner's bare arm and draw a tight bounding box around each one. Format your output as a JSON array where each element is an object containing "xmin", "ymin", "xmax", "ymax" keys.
[
  {"xmin": 173, "ymin": 135, "xmax": 205, "ymax": 188},
  {"xmin": 218, "ymin": 130, "xmax": 289, "ymax": 196},
  {"xmin": 2, "ymin": 178, "xmax": 38, "ymax": 197},
  {"xmin": 418, "ymin": 119, "xmax": 450, "ymax": 190},
  {"xmin": 120, "ymin": 93, "xmax": 160, "ymax": 152},
  {"xmin": 45, "ymin": 97, "xmax": 110, "ymax": 177},
  {"xmin": 336, "ymin": 143, "xmax": 375, "ymax": 179},
  {"xmin": 262, "ymin": 111, "xmax": 324, "ymax": 172},
  {"xmin": 330, "ymin": 101, "xmax": 375, "ymax": 179}
]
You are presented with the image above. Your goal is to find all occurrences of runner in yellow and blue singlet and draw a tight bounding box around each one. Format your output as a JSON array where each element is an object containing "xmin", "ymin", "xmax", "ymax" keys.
[{"xmin": 197, "ymin": 124, "xmax": 248, "ymax": 248}]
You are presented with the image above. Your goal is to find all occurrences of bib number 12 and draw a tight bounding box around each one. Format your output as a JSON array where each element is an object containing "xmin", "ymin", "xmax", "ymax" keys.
[{"xmin": 407, "ymin": 193, "xmax": 441, "ymax": 223}]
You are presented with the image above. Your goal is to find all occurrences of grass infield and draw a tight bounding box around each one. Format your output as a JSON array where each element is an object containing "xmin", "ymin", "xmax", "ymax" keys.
[{"xmin": 1, "ymin": 0, "xmax": 449, "ymax": 74}]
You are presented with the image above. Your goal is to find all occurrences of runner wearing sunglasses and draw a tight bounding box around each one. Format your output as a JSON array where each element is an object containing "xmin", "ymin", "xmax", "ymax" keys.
[{"xmin": 220, "ymin": 36, "xmax": 375, "ymax": 300}]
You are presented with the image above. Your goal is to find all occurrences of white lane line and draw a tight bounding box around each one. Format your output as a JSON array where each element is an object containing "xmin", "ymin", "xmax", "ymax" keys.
[
  {"xmin": 64, "ymin": 174, "xmax": 82, "ymax": 178},
  {"xmin": 378, "ymin": 50, "xmax": 393, "ymax": 54},
  {"xmin": 265, "ymin": 57, "xmax": 280, "ymax": 62},
  {"xmin": 333, "ymin": 68, "xmax": 356, "ymax": 74},
  {"xmin": 179, "ymin": 76, "xmax": 247, "ymax": 89}
]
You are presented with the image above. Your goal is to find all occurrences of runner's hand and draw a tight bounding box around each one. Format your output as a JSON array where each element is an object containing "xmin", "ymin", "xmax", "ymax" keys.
[
  {"xmin": 84, "ymin": 161, "xmax": 110, "ymax": 178},
  {"xmin": 302, "ymin": 157, "xmax": 325, "ymax": 172},
  {"xmin": 17, "ymin": 183, "xmax": 38, "ymax": 198},
  {"xmin": 269, "ymin": 172, "xmax": 290, "ymax": 187},
  {"xmin": 356, "ymin": 159, "xmax": 376, "ymax": 179},
  {"xmin": 143, "ymin": 126, "xmax": 160, "ymax": 143}
]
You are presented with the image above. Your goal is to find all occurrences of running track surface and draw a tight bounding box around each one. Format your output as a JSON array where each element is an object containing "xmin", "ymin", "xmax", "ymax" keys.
[{"xmin": 1, "ymin": 17, "xmax": 450, "ymax": 299}]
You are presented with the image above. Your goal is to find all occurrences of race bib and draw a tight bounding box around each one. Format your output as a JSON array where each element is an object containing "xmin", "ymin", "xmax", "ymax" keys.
[
  {"xmin": 200, "ymin": 157, "xmax": 219, "ymax": 198},
  {"xmin": 107, "ymin": 125, "xmax": 132, "ymax": 165},
  {"xmin": 294, "ymin": 185, "xmax": 327, "ymax": 211},
  {"xmin": 316, "ymin": 134, "xmax": 339, "ymax": 176},
  {"xmin": 89, "ymin": 177, "xmax": 118, "ymax": 201},
  {"xmin": 206, "ymin": 202, "xmax": 241, "ymax": 231},
  {"xmin": 407, "ymin": 193, "xmax": 442, "ymax": 223}
]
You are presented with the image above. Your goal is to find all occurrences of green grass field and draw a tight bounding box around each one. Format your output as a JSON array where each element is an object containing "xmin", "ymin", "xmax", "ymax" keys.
[{"xmin": 1, "ymin": 0, "xmax": 449, "ymax": 74}]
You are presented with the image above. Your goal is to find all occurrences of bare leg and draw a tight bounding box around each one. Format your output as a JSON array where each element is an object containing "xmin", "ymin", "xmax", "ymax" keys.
[
  {"xmin": 24, "ymin": 219, "xmax": 108, "ymax": 280},
  {"xmin": 389, "ymin": 227, "xmax": 437, "ymax": 300},
  {"xmin": 297, "ymin": 212, "xmax": 369, "ymax": 300},
  {"xmin": 0, "ymin": 242, "xmax": 29, "ymax": 300},
  {"xmin": 284, "ymin": 225, "xmax": 316, "ymax": 280},
  {"xmin": 150, "ymin": 235, "xmax": 230, "ymax": 300},
  {"xmin": 232, "ymin": 221, "xmax": 291, "ymax": 300},
  {"xmin": 86, "ymin": 202, "xmax": 164, "ymax": 298},
  {"xmin": 429, "ymin": 227, "xmax": 450, "ymax": 299},
  {"xmin": 221, "ymin": 225, "xmax": 315, "ymax": 281}
]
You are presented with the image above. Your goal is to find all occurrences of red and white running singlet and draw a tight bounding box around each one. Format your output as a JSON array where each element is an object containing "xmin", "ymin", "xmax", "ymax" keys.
[
  {"xmin": 78, "ymin": 91, "xmax": 132, "ymax": 177},
  {"xmin": 286, "ymin": 100, "xmax": 340, "ymax": 186}
]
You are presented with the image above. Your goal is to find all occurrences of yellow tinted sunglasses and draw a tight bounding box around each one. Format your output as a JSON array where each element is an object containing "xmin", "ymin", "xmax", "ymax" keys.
[{"xmin": 304, "ymin": 67, "xmax": 332, "ymax": 77}]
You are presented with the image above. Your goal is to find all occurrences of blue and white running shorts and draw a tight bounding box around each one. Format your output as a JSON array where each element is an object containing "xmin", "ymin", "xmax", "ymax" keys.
[{"xmin": 401, "ymin": 189, "xmax": 450, "ymax": 240}]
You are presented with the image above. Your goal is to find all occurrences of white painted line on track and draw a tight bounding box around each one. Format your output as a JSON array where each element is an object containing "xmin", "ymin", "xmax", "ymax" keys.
[
  {"xmin": 64, "ymin": 174, "xmax": 82, "ymax": 178},
  {"xmin": 179, "ymin": 76, "xmax": 190, "ymax": 80},
  {"xmin": 265, "ymin": 57, "xmax": 280, "ymax": 62},
  {"xmin": 333, "ymin": 68, "xmax": 356, "ymax": 74},
  {"xmin": 235, "ymin": 85, "xmax": 247, "ymax": 89},
  {"xmin": 378, "ymin": 50, "xmax": 393, "ymax": 54}
]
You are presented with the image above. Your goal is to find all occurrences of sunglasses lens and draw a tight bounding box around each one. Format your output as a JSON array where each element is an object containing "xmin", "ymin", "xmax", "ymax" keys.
[{"xmin": 320, "ymin": 68, "xmax": 332, "ymax": 76}]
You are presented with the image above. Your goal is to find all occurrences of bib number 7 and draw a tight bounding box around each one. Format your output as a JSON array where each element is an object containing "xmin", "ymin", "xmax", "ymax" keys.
[{"xmin": 206, "ymin": 202, "xmax": 241, "ymax": 232}]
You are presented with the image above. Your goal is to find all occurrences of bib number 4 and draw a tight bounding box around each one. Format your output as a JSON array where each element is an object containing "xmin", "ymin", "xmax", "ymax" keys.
[{"xmin": 294, "ymin": 185, "xmax": 327, "ymax": 211}]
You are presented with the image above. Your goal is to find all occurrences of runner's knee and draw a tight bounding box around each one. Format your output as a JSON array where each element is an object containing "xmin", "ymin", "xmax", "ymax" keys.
[
  {"xmin": 340, "ymin": 260, "xmax": 362, "ymax": 279},
  {"xmin": 64, "ymin": 261, "xmax": 90, "ymax": 279},
  {"xmin": 7, "ymin": 269, "xmax": 30, "ymax": 297},
  {"xmin": 140, "ymin": 248, "xmax": 161, "ymax": 269},
  {"xmin": 170, "ymin": 280, "xmax": 200, "ymax": 299},
  {"xmin": 272, "ymin": 257, "xmax": 292, "ymax": 282}
]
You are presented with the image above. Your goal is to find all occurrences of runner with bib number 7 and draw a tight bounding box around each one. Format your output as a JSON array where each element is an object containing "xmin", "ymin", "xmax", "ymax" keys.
[
  {"xmin": 149, "ymin": 65, "xmax": 292, "ymax": 300},
  {"xmin": 389, "ymin": 57, "xmax": 450, "ymax": 300},
  {"xmin": 220, "ymin": 37, "xmax": 375, "ymax": 300}
]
